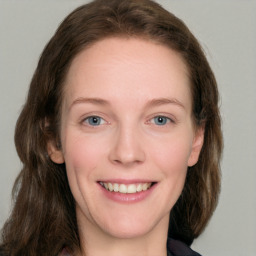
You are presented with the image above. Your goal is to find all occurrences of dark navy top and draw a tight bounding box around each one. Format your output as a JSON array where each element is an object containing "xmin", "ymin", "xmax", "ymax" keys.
[
  {"xmin": 0, "ymin": 238, "xmax": 202, "ymax": 255},
  {"xmin": 167, "ymin": 238, "xmax": 202, "ymax": 256}
]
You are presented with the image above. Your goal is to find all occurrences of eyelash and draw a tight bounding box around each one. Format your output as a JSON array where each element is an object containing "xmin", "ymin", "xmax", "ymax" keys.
[
  {"xmin": 81, "ymin": 114, "xmax": 175, "ymax": 128},
  {"xmin": 82, "ymin": 116, "xmax": 107, "ymax": 126},
  {"xmin": 148, "ymin": 115, "xmax": 175, "ymax": 126}
]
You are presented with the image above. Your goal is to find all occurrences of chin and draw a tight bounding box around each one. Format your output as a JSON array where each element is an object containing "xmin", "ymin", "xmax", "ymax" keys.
[
  {"xmin": 105, "ymin": 224, "xmax": 152, "ymax": 239},
  {"xmin": 99, "ymin": 213, "xmax": 163, "ymax": 240}
]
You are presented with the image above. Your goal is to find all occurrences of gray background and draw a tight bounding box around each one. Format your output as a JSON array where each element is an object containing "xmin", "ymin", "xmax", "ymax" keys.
[{"xmin": 0, "ymin": 1, "xmax": 255, "ymax": 255}]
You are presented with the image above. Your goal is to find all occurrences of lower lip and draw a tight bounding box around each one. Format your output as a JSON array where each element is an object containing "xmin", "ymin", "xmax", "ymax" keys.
[{"xmin": 98, "ymin": 183, "xmax": 157, "ymax": 203}]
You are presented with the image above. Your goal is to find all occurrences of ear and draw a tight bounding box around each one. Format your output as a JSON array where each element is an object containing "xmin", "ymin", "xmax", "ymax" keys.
[
  {"xmin": 47, "ymin": 140, "xmax": 65, "ymax": 164},
  {"xmin": 187, "ymin": 126, "xmax": 205, "ymax": 167}
]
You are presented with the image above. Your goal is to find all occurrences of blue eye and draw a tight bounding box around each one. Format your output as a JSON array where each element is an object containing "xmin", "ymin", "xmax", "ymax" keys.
[
  {"xmin": 84, "ymin": 116, "xmax": 104, "ymax": 126},
  {"xmin": 153, "ymin": 116, "xmax": 170, "ymax": 125}
]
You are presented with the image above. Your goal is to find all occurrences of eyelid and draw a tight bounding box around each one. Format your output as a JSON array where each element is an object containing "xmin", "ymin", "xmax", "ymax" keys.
[
  {"xmin": 154, "ymin": 116, "xmax": 171, "ymax": 124},
  {"xmin": 146, "ymin": 113, "xmax": 176, "ymax": 125},
  {"xmin": 80, "ymin": 113, "xmax": 109, "ymax": 127},
  {"xmin": 85, "ymin": 116, "xmax": 106, "ymax": 125}
]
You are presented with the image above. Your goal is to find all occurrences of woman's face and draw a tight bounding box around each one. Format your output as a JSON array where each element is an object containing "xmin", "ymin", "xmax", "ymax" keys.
[{"xmin": 49, "ymin": 37, "xmax": 204, "ymax": 240}]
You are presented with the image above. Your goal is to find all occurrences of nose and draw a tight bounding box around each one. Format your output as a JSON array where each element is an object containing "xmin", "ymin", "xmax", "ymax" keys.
[{"xmin": 109, "ymin": 125, "xmax": 146, "ymax": 166}]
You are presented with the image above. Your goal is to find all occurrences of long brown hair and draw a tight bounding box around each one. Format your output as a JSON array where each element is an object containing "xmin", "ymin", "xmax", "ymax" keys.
[{"xmin": 0, "ymin": 0, "xmax": 223, "ymax": 255}]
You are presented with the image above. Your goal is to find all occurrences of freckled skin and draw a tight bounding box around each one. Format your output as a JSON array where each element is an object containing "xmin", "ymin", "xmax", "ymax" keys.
[{"xmin": 49, "ymin": 37, "xmax": 204, "ymax": 255}]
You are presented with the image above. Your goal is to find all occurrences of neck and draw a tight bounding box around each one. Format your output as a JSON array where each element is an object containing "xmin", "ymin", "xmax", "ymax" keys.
[{"xmin": 76, "ymin": 209, "xmax": 169, "ymax": 256}]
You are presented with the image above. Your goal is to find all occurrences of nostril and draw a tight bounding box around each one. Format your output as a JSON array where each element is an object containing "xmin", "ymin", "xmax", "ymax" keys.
[
  {"xmin": 109, "ymin": 147, "xmax": 146, "ymax": 165},
  {"xmin": 108, "ymin": 129, "xmax": 146, "ymax": 165}
]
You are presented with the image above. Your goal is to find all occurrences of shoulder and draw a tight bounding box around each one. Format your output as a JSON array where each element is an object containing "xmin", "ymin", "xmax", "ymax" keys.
[{"xmin": 167, "ymin": 238, "xmax": 203, "ymax": 256}]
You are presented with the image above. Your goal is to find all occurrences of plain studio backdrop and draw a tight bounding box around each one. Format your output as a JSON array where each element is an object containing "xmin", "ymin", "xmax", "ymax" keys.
[{"xmin": 0, "ymin": 1, "xmax": 255, "ymax": 255}]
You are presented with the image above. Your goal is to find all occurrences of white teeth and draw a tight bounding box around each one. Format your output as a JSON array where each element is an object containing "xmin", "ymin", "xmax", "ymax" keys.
[
  {"xmin": 119, "ymin": 184, "xmax": 127, "ymax": 193},
  {"xmin": 108, "ymin": 183, "xmax": 113, "ymax": 192},
  {"xmin": 142, "ymin": 183, "xmax": 148, "ymax": 191},
  {"xmin": 127, "ymin": 184, "xmax": 137, "ymax": 193},
  {"xmin": 100, "ymin": 182, "xmax": 153, "ymax": 194},
  {"xmin": 136, "ymin": 183, "xmax": 142, "ymax": 192},
  {"xmin": 113, "ymin": 183, "xmax": 119, "ymax": 192}
]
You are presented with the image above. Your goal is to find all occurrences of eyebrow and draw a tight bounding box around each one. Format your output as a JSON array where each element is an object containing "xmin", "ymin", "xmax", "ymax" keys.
[
  {"xmin": 145, "ymin": 97, "xmax": 185, "ymax": 109},
  {"xmin": 69, "ymin": 97, "xmax": 110, "ymax": 110},
  {"xmin": 69, "ymin": 97, "xmax": 185, "ymax": 111}
]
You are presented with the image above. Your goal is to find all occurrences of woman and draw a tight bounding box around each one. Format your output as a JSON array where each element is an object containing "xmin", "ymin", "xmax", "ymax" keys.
[{"xmin": 0, "ymin": 0, "xmax": 223, "ymax": 255}]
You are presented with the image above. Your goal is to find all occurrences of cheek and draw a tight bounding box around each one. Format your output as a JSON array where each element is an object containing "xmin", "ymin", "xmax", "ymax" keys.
[
  {"xmin": 149, "ymin": 135, "xmax": 192, "ymax": 174},
  {"xmin": 62, "ymin": 132, "xmax": 109, "ymax": 207},
  {"xmin": 62, "ymin": 132, "xmax": 107, "ymax": 177},
  {"xmin": 147, "ymin": 136, "xmax": 191, "ymax": 213}
]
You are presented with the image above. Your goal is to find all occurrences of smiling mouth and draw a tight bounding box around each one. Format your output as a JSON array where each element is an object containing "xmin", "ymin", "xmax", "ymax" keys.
[{"xmin": 99, "ymin": 182, "xmax": 155, "ymax": 194}]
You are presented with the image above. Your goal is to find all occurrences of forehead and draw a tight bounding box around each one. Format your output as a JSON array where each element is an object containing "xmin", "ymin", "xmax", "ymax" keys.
[{"xmin": 63, "ymin": 37, "xmax": 191, "ymax": 110}]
